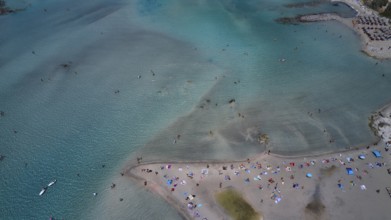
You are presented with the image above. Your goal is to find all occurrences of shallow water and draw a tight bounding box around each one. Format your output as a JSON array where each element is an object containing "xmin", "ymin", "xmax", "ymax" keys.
[{"xmin": 1, "ymin": 0, "xmax": 391, "ymax": 219}]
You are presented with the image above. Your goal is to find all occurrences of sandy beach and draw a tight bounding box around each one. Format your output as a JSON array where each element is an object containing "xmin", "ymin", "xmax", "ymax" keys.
[
  {"xmin": 127, "ymin": 105, "xmax": 391, "ymax": 220},
  {"xmin": 298, "ymin": 0, "xmax": 391, "ymax": 59}
]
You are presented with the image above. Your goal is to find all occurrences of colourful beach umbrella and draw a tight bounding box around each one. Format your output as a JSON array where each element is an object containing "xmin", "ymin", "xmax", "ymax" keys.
[
  {"xmin": 372, "ymin": 150, "xmax": 381, "ymax": 158},
  {"xmin": 346, "ymin": 168, "xmax": 354, "ymax": 175}
]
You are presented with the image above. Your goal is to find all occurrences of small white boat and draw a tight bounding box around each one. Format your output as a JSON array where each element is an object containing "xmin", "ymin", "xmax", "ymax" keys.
[
  {"xmin": 39, "ymin": 187, "xmax": 47, "ymax": 196},
  {"xmin": 48, "ymin": 179, "xmax": 57, "ymax": 187}
]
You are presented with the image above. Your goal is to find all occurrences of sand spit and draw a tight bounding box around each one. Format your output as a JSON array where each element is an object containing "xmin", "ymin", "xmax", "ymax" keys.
[
  {"xmin": 129, "ymin": 133, "xmax": 391, "ymax": 219},
  {"xmin": 299, "ymin": 13, "xmax": 349, "ymax": 23},
  {"xmin": 127, "ymin": 100, "xmax": 391, "ymax": 220},
  {"xmin": 129, "ymin": 146, "xmax": 391, "ymax": 219},
  {"xmin": 126, "ymin": 102, "xmax": 391, "ymax": 220}
]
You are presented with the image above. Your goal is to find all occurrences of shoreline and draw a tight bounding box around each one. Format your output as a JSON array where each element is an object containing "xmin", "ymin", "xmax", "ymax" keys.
[
  {"xmin": 281, "ymin": 0, "xmax": 391, "ymax": 59},
  {"xmin": 127, "ymin": 104, "xmax": 391, "ymax": 220}
]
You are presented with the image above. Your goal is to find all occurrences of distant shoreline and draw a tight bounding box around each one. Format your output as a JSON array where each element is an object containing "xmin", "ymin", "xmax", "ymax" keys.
[{"xmin": 278, "ymin": 0, "xmax": 391, "ymax": 59}]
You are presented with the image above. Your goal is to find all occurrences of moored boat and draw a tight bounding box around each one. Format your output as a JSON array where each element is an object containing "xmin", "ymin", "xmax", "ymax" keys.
[
  {"xmin": 39, "ymin": 187, "xmax": 47, "ymax": 196},
  {"xmin": 48, "ymin": 179, "xmax": 57, "ymax": 187}
]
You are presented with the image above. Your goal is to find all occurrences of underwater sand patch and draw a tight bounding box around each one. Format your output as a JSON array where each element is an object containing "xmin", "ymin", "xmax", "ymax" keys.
[{"xmin": 216, "ymin": 189, "xmax": 262, "ymax": 220}]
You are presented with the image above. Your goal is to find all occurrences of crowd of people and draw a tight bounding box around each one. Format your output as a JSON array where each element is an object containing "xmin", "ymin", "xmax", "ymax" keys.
[{"xmin": 135, "ymin": 143, "xmax": 390, "ymax": 219}]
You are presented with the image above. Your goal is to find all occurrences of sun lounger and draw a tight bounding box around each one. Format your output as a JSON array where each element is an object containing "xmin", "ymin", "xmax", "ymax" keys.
[{"xmin": 386, "ymin": 187, "xmax": 391, "ymax": 198}]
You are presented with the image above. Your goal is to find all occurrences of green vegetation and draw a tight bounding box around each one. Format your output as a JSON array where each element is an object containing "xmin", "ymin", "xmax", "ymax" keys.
[
  {"xmin": 0, "ymin": 0, "xmax": 12, "ymax": 15},
  {"xmin": 0, "ymin": 0, "xmax": 25, "ymax": 15},
  {"xmin": 363, "ymin": 0, "xmax": 391, "ymax": 19},
  {"xmin": 364, "ymin": 0, "xmax": 388, "ymax": 9},
  {"xmin": 381, "ymin": 4, "xmax": 391, "ymax": 18},
  {"xmin": 216, "ymin": 189, "xmax": 261, "ymax": 220}
]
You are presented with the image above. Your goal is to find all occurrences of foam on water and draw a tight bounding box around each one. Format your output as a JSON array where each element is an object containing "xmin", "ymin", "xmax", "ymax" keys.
[{"xmin": 1, "ymin": 0, "xmax": 391, "ymax": 219}]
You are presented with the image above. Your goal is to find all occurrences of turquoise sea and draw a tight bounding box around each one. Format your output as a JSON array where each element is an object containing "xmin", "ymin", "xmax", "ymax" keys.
[{"xmin": 1, "ymin": 0, "xmax": 390, "ymax": 219}]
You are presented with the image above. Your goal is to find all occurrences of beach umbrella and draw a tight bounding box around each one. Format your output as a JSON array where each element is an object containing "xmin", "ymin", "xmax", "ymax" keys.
[
  {"xmin": 346, "ymin": 168, "xmax": 354, "ymax": 175},
  {"xmin": 306, "ymin": 173, "xmax": 312, "ymax": 178},
  {"xmin": 372, "ymin": 150, "xmax": 381, "ymax": 158},
  {"xmin": 358, "ymin": 155, "xmax": 365, "ymax": 160}
]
